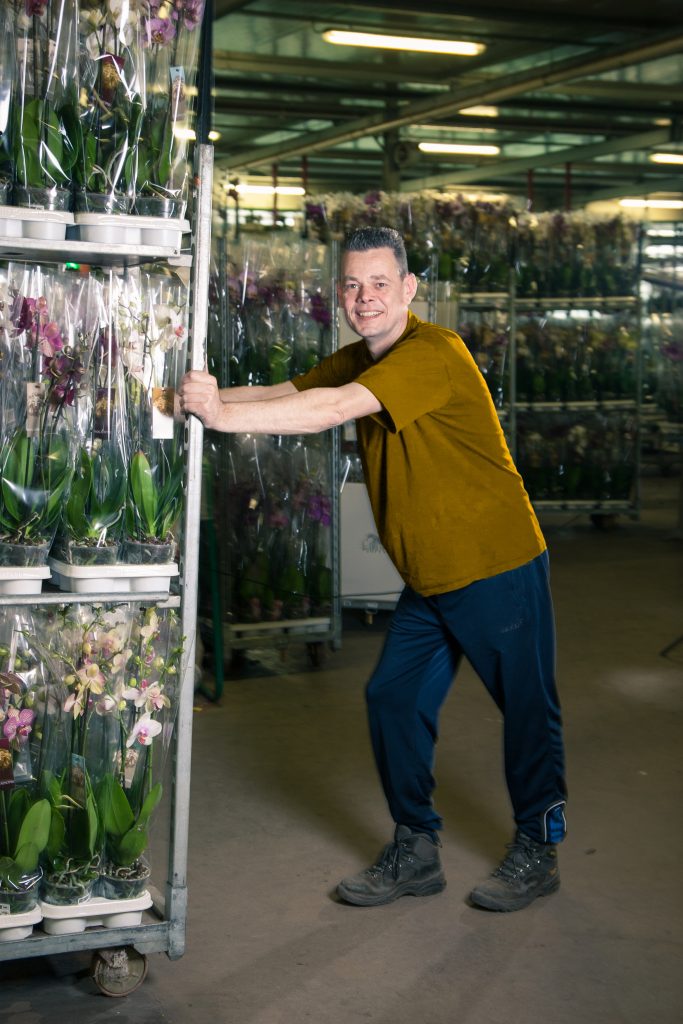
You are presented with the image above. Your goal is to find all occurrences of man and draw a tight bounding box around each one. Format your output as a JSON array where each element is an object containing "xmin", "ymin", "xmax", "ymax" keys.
[{"xmin": 178, "ymin": 226, "xmax": 567, "ymax": 913}]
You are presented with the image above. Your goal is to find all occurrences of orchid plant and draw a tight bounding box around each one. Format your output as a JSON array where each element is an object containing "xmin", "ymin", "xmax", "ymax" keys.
[
  {"xmin": 118, "ymin": 268, "xmax": 188, "ymax": 557},
  {"xmin": 75, "ymin": 0, "xmax": 144, "ymax": 210},
  {"xmin": 96, "ymin": 605, "xmax": 182, "ymax": 885},
  {"xmin": 0, "ymin": 283, "xmax": 82, "ymax": 560},
  {"xmin": 0, "ymin": 618, "xmax": 51, "ymax": 905},
  {"xmin": 11, "ymin": 0, "xmax": 80, "ymax": 203},
  {"xmin": 22, "ymin": 604, "xmax": 135, "ymax": 898},
  {"xmin": 136, "ymin": 0, "xmax": 205, "ymax": 211}
]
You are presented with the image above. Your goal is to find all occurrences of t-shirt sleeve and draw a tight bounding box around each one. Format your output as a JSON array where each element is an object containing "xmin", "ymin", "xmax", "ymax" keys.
[
  {"xmin": 355, "ymin": 337, "xmax": 452, "ymax": 433},
  {"xmin": 292, "ymin": 344, "xmax": 365, "ymax": 391}
]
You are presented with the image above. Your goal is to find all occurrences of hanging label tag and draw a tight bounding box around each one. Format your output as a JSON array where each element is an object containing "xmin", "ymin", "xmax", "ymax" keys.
[
  {"xmin": 170, "ymin": 66, "xmax": 187, "ymax": 119},
  {"xmin": 0, "ymin": 738, "xmax": 15, "ymax": 791},
  {"xmin": 25, "ymin": 381, "xmax": 46, "ymax": 437},
  {"xmin": 152, "ymin": 387, "xmax": 175, "ymax": 439},
  {"xmin": 124, "ymin": 747, "xmax": 139, "ymax": 788}
]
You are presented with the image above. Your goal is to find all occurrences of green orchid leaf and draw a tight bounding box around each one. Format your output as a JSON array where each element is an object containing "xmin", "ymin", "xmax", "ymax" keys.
[
  {"xmin": 114, "ymin": 826, "xmax": 148, "ymax": 867},
  {"xmin": 64, "ymin": 449, "xmax": 92, "ymax": 535},
  {"xmin": 12, "ymin": 797, "xmax": 51, "ymax": 861},
  {"xmin": 13, "ymin": 840, "xmax": 40, "ymax": 874},
  {"xmin": 46, "ymin": 806, "xmax": 66, "ymax": 861},
  {"xmin": 6, "ymin": 787, "xmax": 31, "ymax": 852},
  {"xmin": 97, "ymin": 774, "xmax": 135, "ymax": 837},
  {"xmin": 135, "ymin": 782, "xmax": 162, "ymax": 830},
  {"xmin": 129, "ymin": 450, "xmax": 158, "ymax": 537},
  {"xmin": 85, "ymin": 789, "xmax": 99, "ymax": 857},
  {"xmin": 42, "ymin": 106, "xmax": 67, "ymax": 184}
]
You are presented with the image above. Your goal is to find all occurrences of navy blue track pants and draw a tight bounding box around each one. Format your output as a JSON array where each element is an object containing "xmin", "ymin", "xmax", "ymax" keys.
[{"xmin": 366, "ymin": 552, "xmax": 567, "ymax": 845}]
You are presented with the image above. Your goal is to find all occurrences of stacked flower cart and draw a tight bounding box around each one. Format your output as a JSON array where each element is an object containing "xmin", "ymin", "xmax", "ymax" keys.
[{"xmin": 0, "ymin": 0, "xmax": 211, "ymax": 995}]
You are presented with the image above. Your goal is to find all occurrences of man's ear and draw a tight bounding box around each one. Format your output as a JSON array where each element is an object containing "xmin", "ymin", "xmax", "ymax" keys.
[{"xmin": 403, "ymin": 272, "xmax": 419, "ymax": 304}]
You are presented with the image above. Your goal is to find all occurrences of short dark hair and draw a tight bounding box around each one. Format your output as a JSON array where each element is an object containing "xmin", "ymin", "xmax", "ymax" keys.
[{"xmin": 342, "ymin": 226, "xmax": 409, "ymax": 278}]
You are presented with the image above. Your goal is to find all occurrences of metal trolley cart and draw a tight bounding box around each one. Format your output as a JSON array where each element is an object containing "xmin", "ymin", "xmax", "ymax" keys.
[{"xmin": 0, "ymin": 147, "xmax": 213, "ymax": 996}]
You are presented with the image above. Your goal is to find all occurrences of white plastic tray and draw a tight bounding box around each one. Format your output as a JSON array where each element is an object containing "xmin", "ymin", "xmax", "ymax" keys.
[
  {"xmin": 73, "ymin": 213, "xmax": 190, "ymax": 248},
  {"xmin": 0, "ymin": 204, "xmax": 75, "ymax": 241},
  {"xmin": 0, "ymin": 905, "xmax": 42, "ymax": 941},
  {"xmin": 49, "ymin": 557, "xmax": 178, "ymax": 594},
  {"xmin": 0, "ymin": 566, "xmax": 51, "ymax": 595},
  {"xmin": 39, "ymin": 890, "xmax": 153, "ymax": 935}
]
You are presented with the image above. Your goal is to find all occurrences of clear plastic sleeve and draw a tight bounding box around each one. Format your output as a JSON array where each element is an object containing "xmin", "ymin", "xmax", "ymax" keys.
[{"xmin": 11, "ymin": 0, "xmax": 79, "ymax": 210}]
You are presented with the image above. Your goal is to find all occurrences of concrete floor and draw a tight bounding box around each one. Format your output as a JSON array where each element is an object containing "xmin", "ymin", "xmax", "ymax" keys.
[{"xmin": 1, "ymin": 474, "xmax": 682, "ymax": 1023}]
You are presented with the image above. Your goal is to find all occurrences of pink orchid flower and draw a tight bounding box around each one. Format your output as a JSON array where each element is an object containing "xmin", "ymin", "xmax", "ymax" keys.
[
  {"xmin": 3, "ymin": 707, "xmax": 35, "ymax": 742},
  {"xmin": 126, "ymin": 713, "xmax": 162, "ymax": 748}
]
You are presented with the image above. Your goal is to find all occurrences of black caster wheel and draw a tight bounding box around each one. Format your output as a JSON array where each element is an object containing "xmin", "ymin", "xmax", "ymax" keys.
[
  {"xmin": 590, "ymin": 513, "xmax": 618, "ymax": 531},
  {"xmin": 91, "ymin": 946, "xmax": 148, "ymax": 997},
  {"xmin": 306, "ymin": 641, "xmax": 325, "ymax": 667}
]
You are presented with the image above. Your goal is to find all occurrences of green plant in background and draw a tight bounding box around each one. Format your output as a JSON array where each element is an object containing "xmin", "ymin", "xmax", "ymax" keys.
[{"xmin": 126, "ymin": 447, "xmax": 183, "ymax": 544}]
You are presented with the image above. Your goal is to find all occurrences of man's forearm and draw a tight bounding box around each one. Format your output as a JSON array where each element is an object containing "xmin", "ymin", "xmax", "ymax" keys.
[
  {"xmin": 219, "ymin": 382, "xmax": 297, "ymax": 403},
  {"xmin": 212, "ymin": 387, "xmax": 345, "ymax": 434}
]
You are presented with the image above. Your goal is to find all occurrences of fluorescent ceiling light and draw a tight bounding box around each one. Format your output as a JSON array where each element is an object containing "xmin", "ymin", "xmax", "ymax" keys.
[
  {"xmin": 459, "ymin": 105, "xmax": 499, "ymax": 117},
  {"xmin": 619, "ymin": 198, "xmax": 683, "ymax": 209},
  {"xmin": 173, "ymin": 128, "xmax": 221, "ymax": 142},
  {"xmin": 649, "ymin": 152, "xmax": 683, "ymax": 165},
  {"xmin": 232, "ymin": 183, "xmax": 306, "ymax": 196},
  {"xmin": 418, "ymin": 141, "xmax": 500, "ymax": 156},
  {"xmin": 322, "ymin": 29, "xmax": 485, "ymax": 57}
]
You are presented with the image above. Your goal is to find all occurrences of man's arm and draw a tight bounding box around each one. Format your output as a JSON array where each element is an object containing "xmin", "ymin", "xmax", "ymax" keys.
[
  {"xmin": 178, "ymin": 370, "xmax": 380, "ymax": 433},
  {"xmin": 218, "ymin": 381, "xmax": 297, "ymax": 403}
]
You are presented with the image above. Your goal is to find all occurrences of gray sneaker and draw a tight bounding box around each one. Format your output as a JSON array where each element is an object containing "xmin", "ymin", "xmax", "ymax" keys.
[
  {"xmin": 469, "ymin": 831, "xmax": 560, "ymax": 912},
  {"xmin": 337, "ymin": 825, "xmax": 446, "ymax": 907}
]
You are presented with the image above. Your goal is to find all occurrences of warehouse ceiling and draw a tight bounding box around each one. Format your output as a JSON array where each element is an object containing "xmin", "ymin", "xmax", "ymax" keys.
[{"xmin": 209, "ymin": 0, "xmax": 683, "ymax": 211}]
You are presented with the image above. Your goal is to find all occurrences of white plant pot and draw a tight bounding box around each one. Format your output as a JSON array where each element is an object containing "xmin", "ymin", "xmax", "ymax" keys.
[
  {"xmin": 0, "ymin": 905, "xmax": 42, "ymax": 942},
  {"xmin": 0, "ymin": 205, "xmax": 74, "ymax": 241},
  {"xmin": 39, "ymin": 891, "xmax": 152, "ymax": 936},
  {"xmin": 0, "ymin": 566, "xmax": 51, "ymax": 595},
  {"xmin": 73, "ymin": 213, "xmax": 190, "ymax": 248},
  {"xmin": 48, "ymin": 557, "xmax": 178, "ymax": 595}
]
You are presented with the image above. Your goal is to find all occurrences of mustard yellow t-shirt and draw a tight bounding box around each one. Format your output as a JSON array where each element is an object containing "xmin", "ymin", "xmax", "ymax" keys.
[{"xmin": 292, "ymin": 311, "xmax": 546, "ymax": 596}]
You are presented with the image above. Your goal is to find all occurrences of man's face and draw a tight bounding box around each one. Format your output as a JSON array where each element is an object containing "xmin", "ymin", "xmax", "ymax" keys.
[{"xmin": 339, "ymin": 247, "xmax": 418, "ymax": 358}]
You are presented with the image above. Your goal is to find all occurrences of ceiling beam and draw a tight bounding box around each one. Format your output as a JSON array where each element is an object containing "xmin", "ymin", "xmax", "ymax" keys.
[
  {"xmin": 540, "ymin": 81, "xmax": 683, "ymax": 104},
  {"xmin": 405, "ymin": 127, "xmax": 673, "ymax": 190},
  {"xmin": 224, "ymin": 29, "xmax": 683, "ymax": 171},
  {"xmin": 212, "ymin": 50, "xmax": 444, "ymax": 86},
  {"xmin": 581, "ymin": 175, "xmax": 683, "ymax": 203},
  {"xmin": 325, "ymin": 0, "xmax": 675, "ymax": 34},
  {"xmin": 214, "ymin": 0, "xmax": 254, "ymax": 16}
]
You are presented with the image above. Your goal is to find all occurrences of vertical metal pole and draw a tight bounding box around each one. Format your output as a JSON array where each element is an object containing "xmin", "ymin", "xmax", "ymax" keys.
[
  {"xmin": 331, "ymin": 240, "xmax": 342, "ymax": 650},
  {"xmin": 166, "ymin": 144, "xmax": 213, "ymax": 958},
  {"xmin": 272, "ymin": 163, "xmax": 278, "ymax": 227},
  {"xmin": 195, "ymin": 0, "xmax": 214, "ymax": 146},
  {"xmin": 509, "ymin": 269, "xmax": 518, "ymax": 462}
]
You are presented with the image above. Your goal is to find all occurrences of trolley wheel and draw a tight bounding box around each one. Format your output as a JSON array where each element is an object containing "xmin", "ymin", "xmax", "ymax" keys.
[
  {"xmin": 306, "ymin": 641, "xmax": 325, "ymax": 667},
  {"xmin": 590, "ymin": 513, "xmax": 619, "ymax": 531},
  {"xmin": 91, "ymin": 946, "xmax": 148, "ymax": 997}
]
